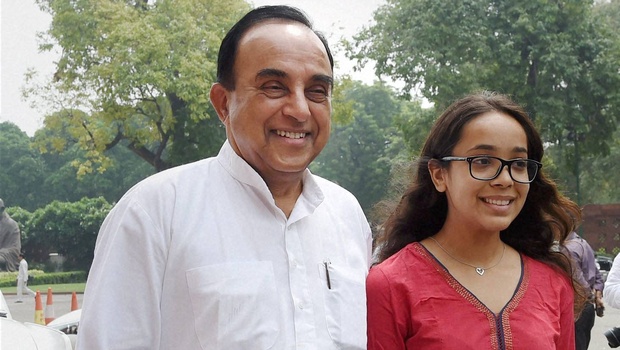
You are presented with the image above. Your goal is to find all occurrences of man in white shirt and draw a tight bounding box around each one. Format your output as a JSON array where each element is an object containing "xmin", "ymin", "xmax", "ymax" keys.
[
  {"xmin": 77, "ymin": 5, "xmax": 372, "ymax": 350},
  {"xmin": 16, "ymin": 253, "xmax": 36, "ymax": 303}
]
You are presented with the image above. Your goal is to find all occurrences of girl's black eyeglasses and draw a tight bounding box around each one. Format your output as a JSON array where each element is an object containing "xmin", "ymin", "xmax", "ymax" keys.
[{"xmin": 440, "ymin": 156, "xmax": 542, "ymax": 184}]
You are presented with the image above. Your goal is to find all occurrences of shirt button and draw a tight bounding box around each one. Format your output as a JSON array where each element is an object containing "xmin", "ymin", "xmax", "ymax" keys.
[{"xmin": 298, "ymin": 303, "xmax": 304, "ymax": 310}]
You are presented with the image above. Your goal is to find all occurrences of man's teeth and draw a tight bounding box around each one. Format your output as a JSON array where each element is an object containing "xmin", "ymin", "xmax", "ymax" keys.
[
  {"xmin": 484, "ymin": 198, "xmax": 510, "ymax": 206},
  {"xmin": 276, "ymin": 130, "xmax": 306, "ymax": 139}
]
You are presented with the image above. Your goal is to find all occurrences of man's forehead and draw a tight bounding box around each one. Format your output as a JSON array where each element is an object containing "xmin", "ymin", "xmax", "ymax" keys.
[
  {"xmin": 240, "ymin": 20, "xmax": 315, "ymax": 44},
  {"xmin": 233, "ymin": 19, "xmax": 332, "ymax": 80}
]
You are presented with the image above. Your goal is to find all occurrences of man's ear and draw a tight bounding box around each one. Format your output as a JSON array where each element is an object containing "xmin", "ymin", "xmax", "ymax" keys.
[
  {"xmin": 428, "ymin": 159, "xmax": 447, "ymax": 193},
  {"xmin": 209, "ymin": 83, "xmax": 230, "ymax": 123}
]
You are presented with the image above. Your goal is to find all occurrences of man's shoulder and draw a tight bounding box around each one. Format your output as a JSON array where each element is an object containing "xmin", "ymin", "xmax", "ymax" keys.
[
  {"xmin": 137, "ymin": 157, "xmax": 217, "ymax": 187},
  {"xmin": 310, "ymin": 174, "xmax": 360, "ymax": 202},
  {"xmin": 311, "ymin": 173, "xmax": 350, "ymax": 193},
  {"xmin": 564, "ymin": 238, "xmax": 586, "ymax": 252},
  {"xmin": 116, "ymin": 157, "xmax": 219, "ymax": 207}
]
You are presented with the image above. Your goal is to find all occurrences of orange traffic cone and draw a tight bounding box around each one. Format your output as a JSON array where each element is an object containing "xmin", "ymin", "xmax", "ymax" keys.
[
  {"xmin": 34, "ymin": 290, "xmax": 45, "ymax": 325},
  {"xmin": 45, "ymin": 287, "xmax": 55, "ymax": 325},
  {"xmin": 71, "ymin": 291, "xmax": 79, "ymax": 311}
]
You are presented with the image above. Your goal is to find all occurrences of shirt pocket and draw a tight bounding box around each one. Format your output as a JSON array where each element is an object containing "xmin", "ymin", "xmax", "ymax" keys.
[
  {"xmin": 186, "ymin": 261, "xmax": 280, "ymax": 350},
  {"xmin": 319, "ymin": 262, "xmax": 367, "ymax": 349}
]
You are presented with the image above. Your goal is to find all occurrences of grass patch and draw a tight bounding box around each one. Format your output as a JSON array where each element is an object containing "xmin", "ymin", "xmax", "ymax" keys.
[{"xmin": 1, "ymin": 283, "xmax": 86, "ymax": 294}]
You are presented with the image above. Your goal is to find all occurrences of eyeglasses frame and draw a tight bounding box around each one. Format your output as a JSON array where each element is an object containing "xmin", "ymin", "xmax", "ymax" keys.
[{"xmin": 439, "ymin": 156, "xmax": 543, "ymax": 184}]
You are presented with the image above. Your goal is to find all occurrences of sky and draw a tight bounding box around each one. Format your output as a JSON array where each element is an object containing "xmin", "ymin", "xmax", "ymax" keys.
[{"xmin": 0, "ymin": 0, "xmax": 385, "ymax": 136}]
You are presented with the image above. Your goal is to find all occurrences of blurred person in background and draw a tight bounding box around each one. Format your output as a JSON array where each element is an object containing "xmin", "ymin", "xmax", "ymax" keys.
[
  {"xmin": 15, "ymin": 253, "xmax": 36, "ymax": 303},
  {"xmin": 565, "ymin": 231, "xmax": 605, "ymax": 350}
]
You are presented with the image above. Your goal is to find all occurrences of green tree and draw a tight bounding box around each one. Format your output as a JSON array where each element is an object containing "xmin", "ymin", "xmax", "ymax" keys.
[
  {"xmin": 33, "ymin": 112, "xmax": 155, "ymax": 203},
  {"xmin": 393, "ymin": 102, "xmax": 437, "ymax": 157},
  {"xmin": 348, "ymin": 0, "xmax": 620, "ymax": 203},
  {"xmin": 547, "ymin": 128, "xmax": 620, "ymax": 204},
  {"xmin": 40, "ymin": 141, "xmax": 154, "ymax": 204},
  {"xmin": 1, "ymin": 120, "xmax": 153, "ymax": 210},
  {"xmin": 0, "ymin": 122, "xmax": 48, "ymax": 211},
  {"xmin": 29, "ymin": 0, "xmax": 250, "ymax": 173},
  {"xmin": 311, "ymin": 80, "xmax": 422, "ymax": 215},
  {"xmin": 18, "ymin": 197, "xmax": 112, "ymax": 271}
]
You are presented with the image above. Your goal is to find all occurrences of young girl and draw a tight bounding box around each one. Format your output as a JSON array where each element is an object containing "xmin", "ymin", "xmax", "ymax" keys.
[{"xmin": 367, "ymin": 92, "xmax": 584, "ymax": 349}]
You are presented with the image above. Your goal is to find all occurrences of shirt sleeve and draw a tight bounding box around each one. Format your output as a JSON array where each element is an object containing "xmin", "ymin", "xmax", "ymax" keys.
[
  {"xmin": 595, "ymin": 268, "xmax": 604, "ymax": 292},
  {"xmin": 582, "ymin": 241, "xmax": 601, "ymax": 290},
  {"xmin": 76, "ymin": 194, "xmax": 168, "ymax": 350},
  {"xmin": 565, "ymin": 243, "xmax": 589, "ymax": 290},
  {"xmin": 604, "ymin": 254, "xmax": 620, "ymax": 308},
  {"xmin": 367, "ymin": 266, "xmax": 406, "ymax": 350}
]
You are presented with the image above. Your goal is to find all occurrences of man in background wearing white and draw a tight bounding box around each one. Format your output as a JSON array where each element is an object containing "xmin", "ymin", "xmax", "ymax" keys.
[{"xmin": 16, "ymin": 253, "xmax": 36, "ymax": 303}]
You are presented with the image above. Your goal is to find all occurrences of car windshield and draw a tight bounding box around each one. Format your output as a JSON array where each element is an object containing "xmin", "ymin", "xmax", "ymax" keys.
[{"xmin": 597, "ymin": 257, "xmax": 613, "ymax": 271}]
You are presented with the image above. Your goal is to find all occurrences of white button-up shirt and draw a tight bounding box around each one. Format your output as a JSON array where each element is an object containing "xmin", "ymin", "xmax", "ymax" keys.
[
  {"xmin": 77, "ymin": 141, "xmax": 372, "ymax": 350},
  {"xmin": 18, "ymin": 258, "xmax": 28, "ymax": 281}
]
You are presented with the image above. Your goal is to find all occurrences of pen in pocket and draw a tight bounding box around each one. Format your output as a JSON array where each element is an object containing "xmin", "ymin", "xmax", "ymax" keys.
[{"xmin": 323, "ymin": 259, "xmax": 332, "ymax": 289}]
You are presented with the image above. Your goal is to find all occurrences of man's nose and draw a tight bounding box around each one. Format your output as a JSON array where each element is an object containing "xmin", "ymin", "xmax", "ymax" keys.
[{"xmin": 282, "ymin": 90, "xmax": 311, "ymax": 122}]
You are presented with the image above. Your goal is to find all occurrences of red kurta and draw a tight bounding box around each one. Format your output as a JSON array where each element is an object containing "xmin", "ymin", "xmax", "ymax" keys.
[{"xmin": 367, "ymin": 242, "xmax": 575, "ymax": 350}]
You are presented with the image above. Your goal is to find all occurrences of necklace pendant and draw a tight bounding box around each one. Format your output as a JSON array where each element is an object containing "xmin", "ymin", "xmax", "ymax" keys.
[{"xmin": 475, "ymin": 267, "xmax": 485, "ymax": 276}]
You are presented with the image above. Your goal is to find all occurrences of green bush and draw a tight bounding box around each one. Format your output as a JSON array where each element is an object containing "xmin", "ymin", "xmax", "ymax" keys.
[
  {"xmin": 0, "ymin": 271, "xmax": 86, "ymax": 288},
  {"xmin": 7, "ymin": 197, "xmax": 112, "ymax": 272},
  {"xmin": 0, "ymin": 269, "xmax": 44, "ymax": 287}
]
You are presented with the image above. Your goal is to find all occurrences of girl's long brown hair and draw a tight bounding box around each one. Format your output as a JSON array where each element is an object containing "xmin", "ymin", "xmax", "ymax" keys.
[{"xmin": 374, "ymin": 91, "xmax": 586, "ymax": 316}]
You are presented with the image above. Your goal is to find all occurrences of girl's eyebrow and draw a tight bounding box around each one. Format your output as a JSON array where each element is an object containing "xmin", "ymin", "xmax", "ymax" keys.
[
  {"xmin": 466, "ymin": 144, "xmax": 495, "ymax": 152},
  {"xmin": 467, "ymin": 144, "xmax": 528, "ymax": 153},
  {"xmin": 513, "ymin": 146, "xmax": 528, "ymax": 153}
]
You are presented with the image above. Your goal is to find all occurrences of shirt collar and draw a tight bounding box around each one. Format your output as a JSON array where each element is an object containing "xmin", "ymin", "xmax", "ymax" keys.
[
  {"xmin": 216, "ymin": 141, "xmax": 324, "ymax": 216},
  {"xmin": 217, "ymin": 140, "xmax": 268, "ymax": 191}
]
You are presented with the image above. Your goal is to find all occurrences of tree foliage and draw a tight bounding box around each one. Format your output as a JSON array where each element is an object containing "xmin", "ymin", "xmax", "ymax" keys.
[
  {"xmin": 30, "ymin": 0, "xmax": 250, "ymax": 172},
  {"xmin": 348, "ymin": 0, "xmax": 620, "ymax": 203},
  {"xmin": 1, "ymin": 121, "xmax": 152, "ymax": 211},
  {"xmin": 311, "ymin": 80, "xmax": 422, "ymax": 216},
  {"xmin": 0, "ymin": 122, "xmax": 47, "ymax": 210},
  {"xmin": 547, "ymin": 127, "xmax": 620, "ymax": 204},
  {"xmin": 9, "ymin": 197, "xmax": 112, "ymax": 272}
]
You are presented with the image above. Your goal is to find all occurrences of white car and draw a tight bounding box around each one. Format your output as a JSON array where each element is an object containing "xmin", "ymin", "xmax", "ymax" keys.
[
  {"xmin": 48, "ymin": 308, "xmax": 81, "ymax": 335},
  {"xmin": 0, "ymin": 289, "xmax": 12, "ymax": 319},
  {"xmin": 597, "ymin": 254, "xmax": 614, "ymax": 282},
  {"xmin": 0, "ymin": 290, "xmax": 74, "ymax": 350}
]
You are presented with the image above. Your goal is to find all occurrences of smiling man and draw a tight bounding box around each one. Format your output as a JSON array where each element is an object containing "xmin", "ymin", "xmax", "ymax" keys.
[
  {"xmin": 210, "ymin": 16, "xmax": 334, "ymax": 218},
  {"xmin": 76, "ymin": 6, "xmax": 372, "ymax": 350}
]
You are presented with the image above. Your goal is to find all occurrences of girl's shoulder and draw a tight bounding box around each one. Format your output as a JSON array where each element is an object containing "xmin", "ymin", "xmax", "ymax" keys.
[
  {"xmin": 369, "ymin": 242, "xmax": 434, "ymax": 280},
  {"xmin": 521, "ymin": 254, "xmax": 573, "ymax": 289}
]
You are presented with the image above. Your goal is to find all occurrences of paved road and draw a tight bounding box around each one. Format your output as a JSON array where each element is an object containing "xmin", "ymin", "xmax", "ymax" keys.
[
  {"xmin": 3, "ymin": 291, "xmax": 83, "ymax": 324},
  {"xmin": 592, "ymin": 305, "xmax": 620, "ymax": 349},
  {"xmin": 2, "ymin": 291, "xmax": 620, "ymax": 348}
]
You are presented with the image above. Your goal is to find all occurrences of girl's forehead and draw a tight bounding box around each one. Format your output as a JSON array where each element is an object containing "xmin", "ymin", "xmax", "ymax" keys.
[{"xmin": 454, "ymin": 112, "xmax": 528, "ymax": 153}]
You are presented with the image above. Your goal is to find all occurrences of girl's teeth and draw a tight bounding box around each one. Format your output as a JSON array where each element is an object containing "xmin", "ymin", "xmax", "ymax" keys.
[{"xmin": 485, "ymin": 198, "xmax": 510, "ymax": 206}]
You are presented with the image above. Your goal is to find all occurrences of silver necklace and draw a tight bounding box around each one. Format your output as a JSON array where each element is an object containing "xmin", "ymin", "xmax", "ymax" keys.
[{"xmin": 429, "ymin": 236, "xmax": 506, "ymax": 276}]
